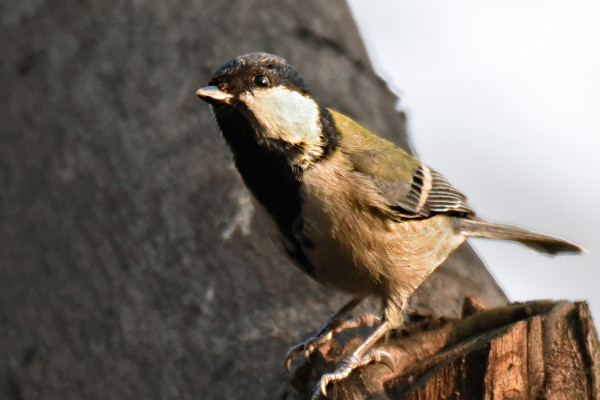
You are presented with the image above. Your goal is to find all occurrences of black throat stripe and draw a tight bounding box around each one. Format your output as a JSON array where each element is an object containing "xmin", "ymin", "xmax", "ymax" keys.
[{"xmin": 212, "ymin": 104, "xmax": 316, "ymax": 276}]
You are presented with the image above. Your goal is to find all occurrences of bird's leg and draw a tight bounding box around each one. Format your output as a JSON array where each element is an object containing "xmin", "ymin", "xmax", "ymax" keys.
[
  {"xmin": 312, "ymin": 295, "xmax": 406, "ymax": 398},
  {"xmin": 312, "ymin": 321, "xmax": 394, "ymax": 399},
  {"xmin": 285, "ymin": 296, "xmax": 371, "ymax": 371}
]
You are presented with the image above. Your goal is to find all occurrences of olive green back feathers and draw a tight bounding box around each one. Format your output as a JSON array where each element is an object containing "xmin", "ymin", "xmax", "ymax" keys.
[
  {"xmin": 329, "ymin": 109, "xmax": 583, "ymax": 256},
  {"xmin": 330, "ymin": 109, "xmax": 474, "ymax": 218}
]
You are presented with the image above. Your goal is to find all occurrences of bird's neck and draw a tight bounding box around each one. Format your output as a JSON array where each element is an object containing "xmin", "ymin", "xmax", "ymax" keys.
[{"xmin": 213, "ymin": 105, "xmax": 303, "ymax": 237}]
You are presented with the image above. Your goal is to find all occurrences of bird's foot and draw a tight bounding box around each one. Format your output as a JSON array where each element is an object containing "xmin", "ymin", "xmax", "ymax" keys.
[
  {"xmin": 285, "ymin": 313, "xmax": 380, "ymax": 371},
  {"xmin": 311, "ymin": 348, "xmax": 395, "ymax": 399}
]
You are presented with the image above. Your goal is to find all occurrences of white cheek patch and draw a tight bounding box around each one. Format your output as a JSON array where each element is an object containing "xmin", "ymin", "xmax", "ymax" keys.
[{"xmin": 241, "ymin": 86, "xmax": 323, "ymax": 146}]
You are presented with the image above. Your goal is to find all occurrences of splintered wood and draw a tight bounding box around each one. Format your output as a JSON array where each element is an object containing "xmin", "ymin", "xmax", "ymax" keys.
[{"xmin": 291, "ymin": 301, "xmax": 600, "ymax": 400}]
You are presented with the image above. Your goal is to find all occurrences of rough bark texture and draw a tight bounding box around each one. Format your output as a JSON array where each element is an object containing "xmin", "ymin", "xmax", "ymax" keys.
[
  {"xmin": 1, "ymin": 1, "xmax": 508, "ymax": 399},
  {"xmin": 290, "ymin": 301, "xmax": 600, "ymax": 400}
]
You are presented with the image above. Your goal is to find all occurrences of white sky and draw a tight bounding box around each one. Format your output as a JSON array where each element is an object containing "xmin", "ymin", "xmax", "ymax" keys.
[{"xmin": 347, "ymin": 1, "xmax": 600, "ymax": 321}]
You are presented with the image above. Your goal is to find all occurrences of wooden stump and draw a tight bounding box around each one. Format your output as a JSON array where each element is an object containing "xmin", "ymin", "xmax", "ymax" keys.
[{"xmin": 287, "ymin": 300, "xmax": 600, "ymax": 400}]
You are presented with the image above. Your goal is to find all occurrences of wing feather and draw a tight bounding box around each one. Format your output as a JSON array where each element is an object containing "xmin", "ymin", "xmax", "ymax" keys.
[{"xmin": 329, "ymin": 109, "xmax": 474, "ymax": 219}]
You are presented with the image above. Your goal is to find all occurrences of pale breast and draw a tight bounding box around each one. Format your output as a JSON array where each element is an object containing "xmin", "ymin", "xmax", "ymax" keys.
[{"xmin": 299, "ymin": 151, "xmax": 466, "ymax": 300}]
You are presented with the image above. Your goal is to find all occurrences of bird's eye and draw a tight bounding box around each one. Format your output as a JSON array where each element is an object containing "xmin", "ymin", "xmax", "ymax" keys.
[{"xmin": 253, "ymin": 74, "xmax": 270, "ymax": 87}]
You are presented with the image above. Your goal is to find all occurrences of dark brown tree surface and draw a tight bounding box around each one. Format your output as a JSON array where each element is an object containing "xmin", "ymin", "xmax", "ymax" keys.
[
  {"xmin": 1, "ymin": 1, "xmax": 510, "ymax": 399},
  {"xmin": 289, "ymin": 301, "xmax": 600, "ymax": 400}
]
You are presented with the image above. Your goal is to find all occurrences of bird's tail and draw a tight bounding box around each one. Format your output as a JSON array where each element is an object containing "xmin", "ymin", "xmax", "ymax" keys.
[{"xmin": 452, "ymin": 217, "xmax": 584, "ymax": 255}]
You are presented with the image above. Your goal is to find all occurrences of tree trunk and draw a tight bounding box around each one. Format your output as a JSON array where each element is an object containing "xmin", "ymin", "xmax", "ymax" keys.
[
  {"xmin": 2, "ymin": 1, "xmax": 517, "ymax": 399},
  {"xmin": 288, "ymin": 301, "xmax": 600, "ymax": 400}
]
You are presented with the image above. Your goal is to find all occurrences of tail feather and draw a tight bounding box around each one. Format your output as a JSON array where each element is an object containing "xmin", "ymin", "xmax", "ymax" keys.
[{"xmin": 453, "ymin": 218, "xmax": 584, "ymax": 255}]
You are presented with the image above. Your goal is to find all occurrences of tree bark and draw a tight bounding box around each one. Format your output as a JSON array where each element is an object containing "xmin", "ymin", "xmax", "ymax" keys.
[
  {"xmin": 1, "ymin": 1, "xmax": 509, "ymax": 399},
  {"xmin": 288, "ymin": 301, "xmax": 600, "ymax": 400}
]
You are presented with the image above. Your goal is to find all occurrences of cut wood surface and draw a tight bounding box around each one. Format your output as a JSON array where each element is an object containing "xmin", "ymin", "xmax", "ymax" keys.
[{"xmin": 287, "ymin": 301, "xmax": 600, "ymax": 400}]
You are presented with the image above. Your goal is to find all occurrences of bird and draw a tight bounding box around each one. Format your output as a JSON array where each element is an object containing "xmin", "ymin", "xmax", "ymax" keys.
[{"xmin": 196, "ymin": 52, "xmax": 583, "ymax": 398}]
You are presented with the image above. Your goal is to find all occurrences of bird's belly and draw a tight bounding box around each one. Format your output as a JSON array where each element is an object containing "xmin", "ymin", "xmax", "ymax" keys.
[
  {"xmin": 300, "ymin": 162, "xmax": 466, "ymax": 299},
  {"xmin": 299, "ymin": 187, "xmax": 386, "ymax": 295},
  {"xmin": 302, "ymin": 226, "xmax": 380, "ymax": 296},
  {"xmin": 301, "ymin": 209, "xmax": 465, "ymax": 297}
]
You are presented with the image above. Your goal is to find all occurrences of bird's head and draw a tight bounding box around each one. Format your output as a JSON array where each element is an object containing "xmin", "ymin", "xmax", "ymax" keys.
[{"xmin": 197, "ymin": 52, "xmax": 338, "ymax": 169}]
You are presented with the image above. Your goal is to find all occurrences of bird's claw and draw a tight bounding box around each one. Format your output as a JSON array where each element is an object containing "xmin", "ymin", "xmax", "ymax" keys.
[
  {"xmin": 284, "ymin": 330, "xmax": 334, "ymax": 371},
  {"xmin": 312, "ymin": 348, "xmax": 395, "ymax": 399},
  {"xmin": 285, "ymin": 314, "xmax": 381, "ymax": 372},
  {"xmin": 285, "ymin": 344, "xmax": 303, "ymax": 372}
]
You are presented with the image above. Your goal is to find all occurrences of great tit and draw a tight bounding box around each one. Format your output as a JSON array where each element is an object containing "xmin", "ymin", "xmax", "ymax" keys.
[{"xmin": 196, "ymin": 52, "xmax": 583, "ymax": 398}]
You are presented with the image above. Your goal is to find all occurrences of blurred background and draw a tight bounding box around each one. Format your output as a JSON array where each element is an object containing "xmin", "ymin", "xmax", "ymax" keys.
[
  {"xmin": 1, "ymin": 1, "xmax": 598, "ymax": 398},
  {"xmin": 347, "ymin": 1, "xmax": 600, "ymax": 321}
]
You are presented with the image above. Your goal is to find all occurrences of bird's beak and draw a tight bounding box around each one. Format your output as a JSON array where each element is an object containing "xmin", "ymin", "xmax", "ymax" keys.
[{"xmin": 196, "ymin": 86, "xmax": 233, "ymax": 104}]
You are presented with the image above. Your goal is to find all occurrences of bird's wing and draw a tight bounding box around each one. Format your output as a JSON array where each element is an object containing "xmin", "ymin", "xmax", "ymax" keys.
[{"xmin": 329, "ymin": 109, "xmax": 474, "ymax": 218}]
